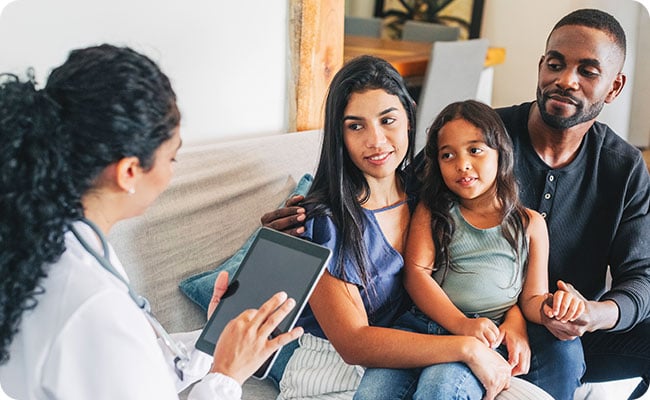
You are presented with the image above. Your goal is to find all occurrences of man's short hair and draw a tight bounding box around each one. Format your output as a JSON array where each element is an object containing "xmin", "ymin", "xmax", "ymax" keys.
[{"xmin": 551, "ymin": 8, "xmax": 626, "ymax": 59}]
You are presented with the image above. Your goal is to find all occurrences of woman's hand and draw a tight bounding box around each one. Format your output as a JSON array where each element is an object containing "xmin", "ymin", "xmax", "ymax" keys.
[
  {"xmin": 207, "ymin": 273, "xmax": 304, "ymax": 384},
  {"xmin": 463, "ymin": 338, "xmax": 512, "ymax": 400},
  {"xmin": 210, "ymin": 292, "xmax": 303, "ymax": 384},
  {"xmin": 260, "ymin": 195, "xmax": 306, "ymax": 236},
  {"xmin": 207, "ymin": 271, "xmax": 230, "ymax": 320}
]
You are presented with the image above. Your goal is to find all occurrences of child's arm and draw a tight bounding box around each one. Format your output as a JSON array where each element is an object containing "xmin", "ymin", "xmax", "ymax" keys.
[
  {"xmin": 404, "ymin": 203, "xmax": 500, "ymax": 348},
  {"xmin": 518, "ymin": 209, "xmax": 552, "ymax": 324}
]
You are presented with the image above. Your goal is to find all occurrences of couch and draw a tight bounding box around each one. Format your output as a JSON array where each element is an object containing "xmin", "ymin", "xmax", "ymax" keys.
[{"xmin": 108, "ymin": 130, "xmax": 642, "ymax": 399}]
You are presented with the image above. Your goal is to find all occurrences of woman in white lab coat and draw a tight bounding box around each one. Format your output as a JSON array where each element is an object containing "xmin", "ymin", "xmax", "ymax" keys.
[{"xmin": 0, "ymin": 44, "xmax": 302, "ymax": 399}]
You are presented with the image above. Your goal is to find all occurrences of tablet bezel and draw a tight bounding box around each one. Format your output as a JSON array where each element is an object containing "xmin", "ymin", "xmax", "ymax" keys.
[{"xmin": 195, "ymin": 227, "xmax": 331, "ymax": 379}]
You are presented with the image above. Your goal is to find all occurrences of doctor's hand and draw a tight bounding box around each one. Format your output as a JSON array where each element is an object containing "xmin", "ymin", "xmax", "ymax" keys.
[
  {"xmin": 209, "ymin": 290, "xmax": 304, "ymax": 385},
  {"xmin": 260, "ymin": 195, "xmax": 306, "ymax": 236},
  {"xmin": 207, "ymin": 271, "xmax": 230, "ymax": 320}
]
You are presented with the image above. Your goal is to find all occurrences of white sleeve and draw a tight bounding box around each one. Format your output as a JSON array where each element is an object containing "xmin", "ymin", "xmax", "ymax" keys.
[
  {"xmin": 41, "ymin": 290, "xmax": 179, "ymax": 400},
  {"xmin": 166, "ymin": 330, "xmax": 243, "ymax": 400},
  {"xmin": 188, "ymin": 373, "xmax": 242, "ymax": 400}
]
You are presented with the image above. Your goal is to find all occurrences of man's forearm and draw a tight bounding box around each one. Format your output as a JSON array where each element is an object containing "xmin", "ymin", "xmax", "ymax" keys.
[{"xmin": 587, "ymin": 299, "xmax": 619, "ymax": 332}]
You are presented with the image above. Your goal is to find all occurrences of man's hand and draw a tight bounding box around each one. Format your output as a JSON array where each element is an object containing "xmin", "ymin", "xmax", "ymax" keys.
[
  {"xmin": 260, "ymin": 194, "xmax": 306, "ymax": 236},
  {"xmin": 540, "ymin": 280, "xmax": 618, "ymax": 340}
]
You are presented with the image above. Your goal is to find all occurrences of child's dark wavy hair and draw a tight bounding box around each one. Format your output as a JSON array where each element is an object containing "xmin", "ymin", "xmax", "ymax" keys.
[
  {"xmin": 420, "ymin": 100, "xmax": 529, "ymax": 285},
  {"xmin": 0, "ymin": 44, "xmax": 180, "ymax": 364}
]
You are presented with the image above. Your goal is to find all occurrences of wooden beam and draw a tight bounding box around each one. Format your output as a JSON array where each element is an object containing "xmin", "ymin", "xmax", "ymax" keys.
[{"xmin": 290, "ymin": 0, "xmax": 344, "ymax": 132}]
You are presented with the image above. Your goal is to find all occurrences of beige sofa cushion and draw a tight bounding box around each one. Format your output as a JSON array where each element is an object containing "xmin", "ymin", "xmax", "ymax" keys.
[{"xmin": 109, "ymin": 130, "xmax": 322, "ymax": 333}]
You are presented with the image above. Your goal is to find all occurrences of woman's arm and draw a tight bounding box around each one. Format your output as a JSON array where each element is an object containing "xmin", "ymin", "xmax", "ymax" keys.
[
  {"xmin": 518, "ymin": 209, "xmax": 550, "ymax": 324},
  {"xmin": 309, "ymin": 270, "xmax": 512, "ymax": 400},
  {"xmin": 403, "ymin": 203, "xmax": 500, "ymax": 347}
]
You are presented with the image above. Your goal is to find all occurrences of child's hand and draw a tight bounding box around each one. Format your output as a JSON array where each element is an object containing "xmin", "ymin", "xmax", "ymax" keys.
[
  {"xmin": 543, "ymin": 282, "xmax": 586, "ymax": 323},
  {"xmin": 459, "ymin": 317, "xmax": 501, "ymax": 348}
]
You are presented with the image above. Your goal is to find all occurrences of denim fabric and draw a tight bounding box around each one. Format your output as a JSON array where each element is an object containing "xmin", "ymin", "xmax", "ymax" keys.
[
  {"xmin": 519, "ymin": 322, "xmax": 585, "ymax": 400},
  {"xmin": 354, "ymin": 309, "xmax": 507, "ymax": 400}
]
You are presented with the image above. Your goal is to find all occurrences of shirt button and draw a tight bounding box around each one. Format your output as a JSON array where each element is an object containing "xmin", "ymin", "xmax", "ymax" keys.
[
  {"xmin": 549, "ymin": 175, "xmax": 555, "ymax": 182},
  {"xmin": 544, "ymin": 193, "xmax": 551, "ymax": 200},
  {"xmin": 541, "ymin": 212, "xmax": 547, "ymax": 218}
]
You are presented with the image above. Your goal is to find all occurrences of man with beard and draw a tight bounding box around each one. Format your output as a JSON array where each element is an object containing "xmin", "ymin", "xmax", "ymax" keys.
[
  {"xmin": 261, "ymin": 8, "xmax": 649, "ymax": 400},
  {"xmin": 491, "ymin": 9, "xmax": 649, "ymax": 400}
]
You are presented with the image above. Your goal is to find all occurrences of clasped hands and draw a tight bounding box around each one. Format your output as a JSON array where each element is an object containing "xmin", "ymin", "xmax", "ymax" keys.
[{"xmin": 540, "ymin": 280, "xmax": 588, "ymax": 341}]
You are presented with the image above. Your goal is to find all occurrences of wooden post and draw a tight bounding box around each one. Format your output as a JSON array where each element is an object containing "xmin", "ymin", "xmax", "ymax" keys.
[{"xmin": 290, "ymin": 0, "xmax": 344, "ymax": 132}]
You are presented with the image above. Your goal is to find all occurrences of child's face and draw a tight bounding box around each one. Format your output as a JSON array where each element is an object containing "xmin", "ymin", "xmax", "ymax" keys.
[
  {"xmin": 437, "ymin": 118, "xmax": 498, "ymax": 203},
  {"xmin": 342, "ymin": 89, "xmax": 409, "ymax": 183}
]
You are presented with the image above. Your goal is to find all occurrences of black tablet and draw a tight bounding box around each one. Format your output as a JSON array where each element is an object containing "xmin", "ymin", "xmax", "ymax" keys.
[{"xmin": 195, "ymin": 227, "xmax": 331, "ymax": 379}]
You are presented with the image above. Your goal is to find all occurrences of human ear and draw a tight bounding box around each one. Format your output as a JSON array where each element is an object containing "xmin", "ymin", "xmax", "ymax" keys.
[
  {"xmin": 115, "ymin": 157, "xmax": 141, "ymax": 194},
  {"xmin": 605, "ymin": 73, "xmax": 626, "ymax": 104}
]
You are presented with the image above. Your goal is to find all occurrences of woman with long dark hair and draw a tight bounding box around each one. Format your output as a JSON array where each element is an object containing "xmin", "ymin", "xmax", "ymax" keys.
[{"xmin": 0, "ymin": 44, "xmax": 301, "ymax": 399}]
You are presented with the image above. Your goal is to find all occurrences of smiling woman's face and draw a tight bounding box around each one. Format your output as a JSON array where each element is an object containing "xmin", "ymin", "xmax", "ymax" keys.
[{"xmin": 342, "ymin": 89, "xmax": 409, "ymax": 183}]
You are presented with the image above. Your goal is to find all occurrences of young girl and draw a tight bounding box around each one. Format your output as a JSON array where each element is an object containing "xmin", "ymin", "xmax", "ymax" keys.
[
  {"xmin": 355, "ymin": 100, "xmax": 584, "ymax": 399},
  {"xmin": 271, "ymin": 59, "xmax": 551, "ymax": 400}
]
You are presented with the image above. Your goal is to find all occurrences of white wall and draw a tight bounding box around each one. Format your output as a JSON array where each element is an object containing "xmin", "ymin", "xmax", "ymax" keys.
[
  {"xmin": 0, "ymin": 0, "xmax": 289, "ymax": 144},
  {"xmin": 630, "ymin": 3, "xmax": 650, "ymax": 147},
  {"xmin": 480, "ymin": 0, "xmax": 649, "ymax": 144},
  {"xmin": 346, "ymin": 0, "xmax": 650, "ymax": 145}
]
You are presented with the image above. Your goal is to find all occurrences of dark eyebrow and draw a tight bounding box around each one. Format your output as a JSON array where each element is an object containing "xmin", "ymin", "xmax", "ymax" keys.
[
  {"xmin": 546, "ymin": 50, "xmax": 601, "ymax": 69},
  {"xmin": 379, "ymin": 107, "xmax": 398, "ymax": 116},
  {"xmin": 343, "ymin": 107, "xmax": 399, "ymax": 122},
  {"xmin": 546, "ymin": 50, "xmax": 566, "ymax": 62}
]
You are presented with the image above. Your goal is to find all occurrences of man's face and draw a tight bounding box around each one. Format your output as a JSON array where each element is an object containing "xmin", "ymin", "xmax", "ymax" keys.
[{"xmin": 536, "ymin": 25, "xmax": 625, "ymax": 130}]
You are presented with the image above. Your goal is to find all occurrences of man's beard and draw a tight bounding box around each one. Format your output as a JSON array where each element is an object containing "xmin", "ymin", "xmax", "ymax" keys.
[{"xmin": 536, "ymin": 87, "xmax": 604, "ymax": 130}]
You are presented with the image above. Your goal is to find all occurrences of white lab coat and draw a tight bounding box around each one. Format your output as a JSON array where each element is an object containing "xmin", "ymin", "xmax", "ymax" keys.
[{"xmin": 0, "ymin": 222, "xmax": 241, "ymax": 400}]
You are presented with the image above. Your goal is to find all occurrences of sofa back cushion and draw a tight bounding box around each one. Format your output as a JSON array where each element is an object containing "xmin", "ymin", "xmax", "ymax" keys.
[{"xmin": 108, "ymin": 130, "xmax": 322, "ymax": 332}]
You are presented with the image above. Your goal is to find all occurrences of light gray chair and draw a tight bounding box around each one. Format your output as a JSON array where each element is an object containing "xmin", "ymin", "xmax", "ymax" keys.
[
  {"xmin": 414, "ymin": 38, "xmax": 489, "ymax": 151},
  {"xmin": 402, "ymin": 20, "xmax": 460, "ymax": 43},
  {"xmin": 344, "ymin": 16, "xmax": 383, "ymax": 38}
]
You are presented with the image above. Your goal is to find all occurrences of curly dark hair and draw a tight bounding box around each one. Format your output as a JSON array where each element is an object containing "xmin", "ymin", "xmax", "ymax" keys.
[
  {"xmin": 0, "ymin": 44, "xmax": 180, "ymax": 364},
  {"xmin": 420, "ymin": 100, "xmax": 529, "ymax": 285}
]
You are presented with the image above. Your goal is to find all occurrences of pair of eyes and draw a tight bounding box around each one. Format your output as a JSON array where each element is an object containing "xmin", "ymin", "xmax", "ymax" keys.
[
  {"xmin": 544, "ymin": 59, "xmax": 600, "ymax": 78},
  {"xmin": 439, "ymin": 147, "xmax": 485, "ymax": 160},
  {"xmin": 345, "ymin": 116, "xmax": 397, "ymax": 131}
]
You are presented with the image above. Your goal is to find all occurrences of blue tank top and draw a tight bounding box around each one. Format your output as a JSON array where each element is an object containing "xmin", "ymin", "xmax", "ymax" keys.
[
  {"xmin": 431, "ymin": 204, "xmax": 526, "ymax": 322},
  {"xmin": 297, "ymin": 199, "xmax": 414, "ymax": 338}
]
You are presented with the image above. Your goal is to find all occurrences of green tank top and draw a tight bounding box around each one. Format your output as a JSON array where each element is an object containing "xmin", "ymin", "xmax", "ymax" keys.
[{"xmin": 432, "ymin": 204, "xmax": 527, "ymax": 322}]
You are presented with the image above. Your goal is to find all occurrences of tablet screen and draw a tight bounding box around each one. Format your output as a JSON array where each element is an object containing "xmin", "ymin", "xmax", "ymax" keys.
[{"xmin": 195, "ymin": 227, "xmax": 331, "ymax": 378}]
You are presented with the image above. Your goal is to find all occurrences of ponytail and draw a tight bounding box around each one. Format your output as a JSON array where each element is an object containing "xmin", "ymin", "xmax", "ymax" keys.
[
  {"xmin": 0, "ymin": 75, "xmax": 79, "ymax": 364},
  {"xmin": 0, "ymin": 44, "xmax": 180, "ymax": 365}
]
